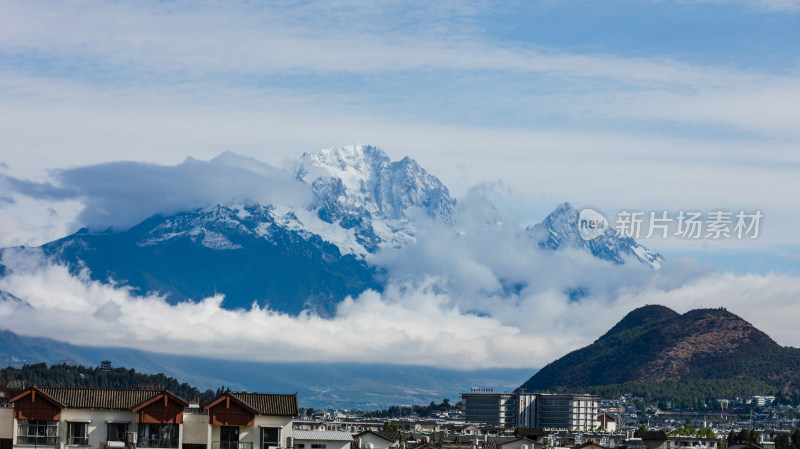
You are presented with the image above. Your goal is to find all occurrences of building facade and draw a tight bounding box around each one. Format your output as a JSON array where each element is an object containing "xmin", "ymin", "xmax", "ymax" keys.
[
  {"xmin": 460, "ymin": 393, "xmax": 518, "ymax": 427},
  {"xmin": 535, "ymin": 394, "xmax": 598, "ymax": 431},
  {"xmin": 5, "ymin": 388, "xmax": 298, "ymax": 449},
  {"xmin": 461, "ymin": 392, "xmax": 599, "ymax": 431}
]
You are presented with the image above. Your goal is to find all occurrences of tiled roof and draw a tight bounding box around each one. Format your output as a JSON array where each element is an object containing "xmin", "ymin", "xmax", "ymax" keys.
[
  {"xmin": 515, "ymin": 428, "xmax": 545, "ymax": 438},
  {"xmin": 634, "ymin": 431, "xmax": 668, "ymax": 441},
  {"xmin": 727, "ymin": 445, "xmax": 763, "ymax": 449},
  {"xmin": 377, "ymin": 431, "xmax": 402, "ymax": 442},
  {"xmin": 229, "ymin": 392, "xmax": 298, "ymax": 416},
  {"xmin": 292, "ymin": 430, "xmax": 354, "ymax": 442},
  {"xmin": 35, "ymin": 388, "xmax": 173, "ymax": 410},
  {"xmin": 575, "ymin": 443, "xmax": 610, "ymax": 449},
  {"xmin": 356, "ymin": 431, "xmax": 401, "ymax": 442}
]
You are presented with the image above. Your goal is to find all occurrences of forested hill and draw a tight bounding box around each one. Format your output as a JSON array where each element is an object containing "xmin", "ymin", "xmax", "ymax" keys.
[
  {"xmin": 0, "ymin": 363, "xmax": 216, "ymax": 402},
  {"xmin": 518, "ymin": 305, "xmax": 800, "ymax": 403}
]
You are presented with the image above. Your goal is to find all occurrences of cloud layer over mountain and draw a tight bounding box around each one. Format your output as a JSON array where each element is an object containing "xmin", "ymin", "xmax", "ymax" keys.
[
  {"xmin": 1, "ymin": 152, "xmax": 313, "ymax": 232},
  {"xmin": 1, "ymin": 151, "xmax": 799, "ymax": 368},
  {"xmin": 1, "ymin": 244, "xmax": 799, "ymax": 369}
]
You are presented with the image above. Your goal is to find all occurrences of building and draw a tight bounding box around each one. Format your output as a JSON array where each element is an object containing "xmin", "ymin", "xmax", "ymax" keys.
[
  {"xmin": 461, "ymin": 392, "xmax": 599, "ymax": 431},
  {"xmin": 595, "ymin": 413, "xmax": 617, "ymax": 432},
  {"xmin": 460, "ymin": 393, "xmax": 518, "ymax": 427},
  {"xmin": 204, "ymin": 392, "xmax": 298, "ymax": 449},
  {"xmin": 517, "ymin": 395, "xmax": 536, "ymax": 428},
  {"xmin": 5, "ymin": 387, "xmax": 299, "ymax": 449},
  {"xmin": 353, "ymin": 431, "xmax": 401, "ymax": 449},
  {"xmin": 9, "ymin": 387, "xmax": 188, "ymax": 449},
  {"xmin": 291, "ymin": 430, "xmax": 352, "ymax": 449},
  {"xmin": 534, "ymin": 394, "xmax": 598, "ymax": 431}
]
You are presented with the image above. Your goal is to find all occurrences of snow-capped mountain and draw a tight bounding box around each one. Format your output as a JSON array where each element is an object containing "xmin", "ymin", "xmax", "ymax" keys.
[
  {"xmin": 293, "ymin": 144, "xmax": 456, "ymax": 253},
  {"xmin": 528, "ymin": 202, "xmax": 663, "ymax": 269},
  {"xmin": 0, "ymin": 145, "xmax": 665, "ymax": 317},
  {"xmin": 28, "ymin": 203, "xmax": 381, "ymax": 316}
]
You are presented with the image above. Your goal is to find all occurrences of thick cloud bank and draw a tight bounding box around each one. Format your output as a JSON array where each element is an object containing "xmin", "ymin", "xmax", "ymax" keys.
[
  {"xmin": 1, "ymin": 244, "xmax": 798, "ymax": 369},
  {"xmin": 0, "ymin": 152, "xmax": 313, "ymax": 232}
]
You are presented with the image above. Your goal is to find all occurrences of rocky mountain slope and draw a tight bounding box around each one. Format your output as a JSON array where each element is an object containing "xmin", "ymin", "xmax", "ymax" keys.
[
  {"xmin": 527, "ymin": 202, "xmax": 663, "ymax": 269},
  {"xmin": 519, "ymin": 305, "xmax": 800, "ymax": 394}
]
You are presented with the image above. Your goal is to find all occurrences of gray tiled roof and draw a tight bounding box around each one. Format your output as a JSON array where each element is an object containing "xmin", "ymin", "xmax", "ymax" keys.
[
  {"xmin": 292, "ymin": 430, "xmax": 354, "ymax": 442},
  {"xmin": 35, "ymin": 388, "xmax": 175, "ymax": 410},
  {"xmin": 634, "ymin": 431, "xmax": 668, "ymax": 441},
  {"xmin": 229, "ymin": 392, "xmax": 298, "ymax": 416}
]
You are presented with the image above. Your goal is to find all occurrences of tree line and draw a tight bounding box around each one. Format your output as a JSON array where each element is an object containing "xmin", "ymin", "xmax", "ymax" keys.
[
  {"xmin": 0, "ymin": 363, "xmax": 217, "ymax": 402},
  {"xmin": 360, "ymin": 399, "xmax": 459, "ymax": 418}
]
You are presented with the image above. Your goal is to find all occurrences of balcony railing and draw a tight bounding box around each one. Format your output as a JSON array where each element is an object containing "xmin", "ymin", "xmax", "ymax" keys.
[
  {"xmin": 16, "ymin": 436, "xmax": 60, "ymax": 446},
  {"xmin": 137, "ymin": 439, "xmax": 180, "ymax": 448},
  {"xmin": 211, "ymin": 442, "xmax": 254, "ymax": 449}
]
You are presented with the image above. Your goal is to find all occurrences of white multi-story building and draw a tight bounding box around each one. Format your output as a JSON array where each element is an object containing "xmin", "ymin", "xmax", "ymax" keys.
[{"xmin": 4, "ymin": 387, "xmax": 298, "ymax": 449}]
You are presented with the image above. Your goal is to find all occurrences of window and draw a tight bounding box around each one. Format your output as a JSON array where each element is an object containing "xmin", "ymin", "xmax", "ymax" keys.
[
  {"xmin": 294, "ymin": 445, "xmax": 305, "ymax": 449},
  {"xmin": 108, "ymin": 423, "xmax": 128, "ymax": 442},
  {"xmin": 67, "ymin": 422, "xmax": 89, "ymax": 446},
  {"xmin": 17, "ymin": 420, "xmax": 59, "ymax": 446},
  {"xmin": 311, "ymin": 445, "xmax": 326, "ymax": 449},
  {"xmin": 68, "ymin": 422, "xmax": 89, "ymax": 446},
  {"xmin": 261, "ymin": 427, "xmax": 280, "ymax": 449},
  {"xmin": 138, "ymin": 423, "xmax": 179, "ymax": 448},
  {"xmin": 221, "ymin": 426, "xmax": 240, "ymax": 449}
]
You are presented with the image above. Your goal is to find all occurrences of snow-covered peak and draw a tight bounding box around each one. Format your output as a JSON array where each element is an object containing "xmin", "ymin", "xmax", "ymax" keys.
[
  {"xmin": 295, "ymin": 144, "xmax": 454, "ymax": 220},
  {"xmin": 296, "ymin": 144, "xmax": 390, "ymax": 189},
  {"xmin": 290, "ymin": 144, "xmax": 456, "ymax": 253},
  {"xmin": 529, "ymin": 202, "xmax": 663, "ymax": 269}
]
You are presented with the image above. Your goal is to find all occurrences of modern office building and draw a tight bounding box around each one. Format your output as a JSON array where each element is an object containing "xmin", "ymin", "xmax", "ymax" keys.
[
  {"xmin": 461, "ymin": 391, "xmax": 599, "ymax": 431},
  {"xmin": 534, "ymin": 394, "xmax": 598, "ymax": 431},
  {"xmin": 460, "ymin": 391, "xmax": 518, "ymax": 427}
]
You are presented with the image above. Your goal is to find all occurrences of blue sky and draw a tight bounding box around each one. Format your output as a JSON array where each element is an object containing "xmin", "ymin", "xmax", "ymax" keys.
[
  {"xmin": 1, "ymin": 0, "xmax": 798, "ymax": 270},
  {"xmin": 1, "ymin": 0, "xmax": 800, "ymax": 366}
]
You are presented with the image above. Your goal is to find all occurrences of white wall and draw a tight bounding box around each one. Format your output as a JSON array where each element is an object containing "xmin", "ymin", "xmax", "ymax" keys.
[
  {"xmin": 211, "ymin": 415, "xmax": 293, "ymax": 449},
  {"xmin": 357, "ymin": 434, "xmax": 396, "ymax": 449},
  {"xmin": 59, "ymin": 409, "xmax": 138, "ymax": 449},
  {"xmin": 294, "ymin": 438, "xmax": 350, "ymax": 449},
  {"xmin": 182, "ymin": 413, "xmax": 209, "ymax": 446},
  {"xmin": 499, "ymin": 440, "xmax": 540, "ymax": 449},
  {"xmin": 0, "ymin": 408, "xmax": 14, "ymax": 439}
]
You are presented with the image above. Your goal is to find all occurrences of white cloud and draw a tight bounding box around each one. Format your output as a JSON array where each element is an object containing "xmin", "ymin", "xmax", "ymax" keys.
[
  {"xmin": 2, "ymin": 152, "xmax": 313, "ymax": 232},
  {"xmin": 1, "ymin": 244, "xmax": 799, "ymax": 369}
]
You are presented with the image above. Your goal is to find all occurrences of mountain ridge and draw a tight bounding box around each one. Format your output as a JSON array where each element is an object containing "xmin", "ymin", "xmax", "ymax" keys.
[
  {"xmin": 528, "ymin": 202, "xmax": 663, "ymax": 269},
  {"xmin": 518, "ymin": 305, "xmax": 799, "ymax": 396},
  {"xmin": 1, "ymin": 145, "xmax": 663, "ymax": 316},
  {"xmin": 0, "ymin": 328, "xmax": 531, "ymax": 408}
]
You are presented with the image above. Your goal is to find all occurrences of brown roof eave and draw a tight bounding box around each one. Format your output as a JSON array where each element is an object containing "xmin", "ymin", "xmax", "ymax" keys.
[
  {"xmin": 203, "ymin": 393, "xmax": 259, "ymax": 415},
  {"xmin": 9, "ymin": 387, "xmax": 65, "ymax": 409},
  {"xmin": 132, "ymin": 390, "xmax": 190, "ymax": 411}
]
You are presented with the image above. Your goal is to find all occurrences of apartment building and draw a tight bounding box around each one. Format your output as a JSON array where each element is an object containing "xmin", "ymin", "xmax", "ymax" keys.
[{"xmin": 4, "ymin": 387, "xmax": 298, "ymax": 449}]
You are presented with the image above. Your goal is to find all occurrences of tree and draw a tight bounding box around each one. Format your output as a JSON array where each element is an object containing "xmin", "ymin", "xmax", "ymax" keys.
[
  {"xmin": 383, "ymin": 422, "xmax": 399, "ymax": 432},
  {"xmin": 736, "ymin": 429, "xmax": 750, "ymax": 444}
]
